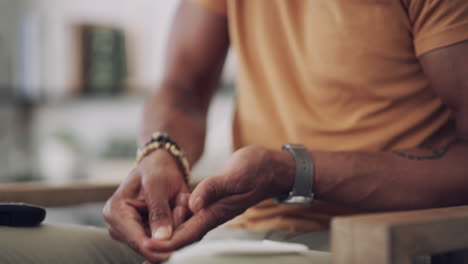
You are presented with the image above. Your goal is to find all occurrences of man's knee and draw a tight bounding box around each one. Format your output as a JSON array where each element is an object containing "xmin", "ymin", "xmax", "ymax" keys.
[{"xmin": 0, "ymin": 225, "xmax": 143, "ymax": 264}]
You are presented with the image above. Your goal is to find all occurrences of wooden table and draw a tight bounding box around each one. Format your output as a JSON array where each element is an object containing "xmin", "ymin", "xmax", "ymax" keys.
[{"xmin": 0, "ymin": 181, "xmax": 119, "ymax": 207}]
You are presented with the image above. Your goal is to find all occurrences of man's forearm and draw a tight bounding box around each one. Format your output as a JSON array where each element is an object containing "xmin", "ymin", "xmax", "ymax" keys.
[
  {"xmin": 139, "ymin": 80, "xmax": 214, "ymax": 165},
  {"xmin": 138, "ymin": 0, "xmax": 229, "ymax": 165},
  {"xmin": 312, "ymin": 140, "xmax": 468, "ymax": 211}
]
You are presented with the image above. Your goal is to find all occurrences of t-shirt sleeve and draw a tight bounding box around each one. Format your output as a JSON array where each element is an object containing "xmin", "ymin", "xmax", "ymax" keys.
[
  {"xmin": 408, "ymin": 0, "xmax": 468, "ymax": 56},
  {"xmin": 190, "ymin": 0, "xmax": 227, "ymax": 15}
]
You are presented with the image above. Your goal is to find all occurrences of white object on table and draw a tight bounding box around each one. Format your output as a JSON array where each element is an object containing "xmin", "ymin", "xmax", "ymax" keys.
[{"xmin": 170, "ymin": 239, "xmax": 309, "ymax": 262}]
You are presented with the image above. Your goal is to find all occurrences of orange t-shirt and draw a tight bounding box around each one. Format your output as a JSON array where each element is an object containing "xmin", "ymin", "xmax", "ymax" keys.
[{"xmin": 192, "ymin": 0, "xmax": 468, "ymax": 232}]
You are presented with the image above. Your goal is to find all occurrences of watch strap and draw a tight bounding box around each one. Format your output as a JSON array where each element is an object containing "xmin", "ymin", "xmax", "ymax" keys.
[{"xmin": 276, "ymin": 144, "xmax": 314, "ymax": 204}]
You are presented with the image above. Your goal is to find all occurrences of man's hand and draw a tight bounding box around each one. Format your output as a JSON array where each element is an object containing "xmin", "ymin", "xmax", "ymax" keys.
[
  {"xmin": 146, "ymin": 146, "xmax": 295, "ymax": 251},
  {"xmin": 101, "ymin": 0, "xmax": 228, "ymax": 262},
  {"xmin": 103, "ymin": 150, "xmax": 191, "ymax": 263}
]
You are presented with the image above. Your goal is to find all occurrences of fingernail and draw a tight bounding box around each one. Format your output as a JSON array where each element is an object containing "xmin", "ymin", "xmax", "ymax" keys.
[
  {"xmin": 193, "ymin": 197, "xmax": 204, "ymax": 212},
  {"xmin": 153, "ymin": 226, "xmax": 172, "ymax": 240}
]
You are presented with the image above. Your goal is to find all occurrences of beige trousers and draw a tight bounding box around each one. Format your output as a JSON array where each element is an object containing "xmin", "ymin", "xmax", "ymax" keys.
[{"xmin": 0, "ymin": 224, "xmax": 330, "ymax": 264}]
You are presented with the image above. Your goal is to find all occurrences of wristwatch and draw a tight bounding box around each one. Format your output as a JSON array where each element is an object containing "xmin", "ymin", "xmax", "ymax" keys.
[{"xmin": 274, "ymin": 144, "xmax": 314, "ymax": 205}]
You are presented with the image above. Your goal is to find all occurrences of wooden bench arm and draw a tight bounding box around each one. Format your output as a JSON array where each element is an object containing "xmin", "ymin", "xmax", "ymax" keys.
[
  {"xmin": 331, "ymin": 206, "xmax": 468, "ymax": 264},
  {"xmin": 0, "ymin": 182, "xmax": 119, "ymax": 207}
]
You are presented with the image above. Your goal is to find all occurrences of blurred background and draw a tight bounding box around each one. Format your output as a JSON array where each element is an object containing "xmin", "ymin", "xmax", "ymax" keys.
[{"xmin": 0, "ymin": 0, "xmax": 235, "ymax": 225}]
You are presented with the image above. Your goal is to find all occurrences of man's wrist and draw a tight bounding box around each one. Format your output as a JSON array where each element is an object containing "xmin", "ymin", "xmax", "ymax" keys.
[
  {"xmin": 136, "ymin": 132, "xmax": 191, "ymax": 183},
  {"xmin": 139, "ymin": 149, "xmax": 179, "ymax": 170}
]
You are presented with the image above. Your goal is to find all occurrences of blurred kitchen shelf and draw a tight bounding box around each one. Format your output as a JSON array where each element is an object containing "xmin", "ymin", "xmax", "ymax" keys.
[
  {"xmin": 32, "ymin": 81, "xmax": 235, "ymax": 107},
  {"xmin": 35, "ymin": 93, "xmax": 148, "ymax": 108},
  {"xmin": 32, "ymin": 88, "xmax": 235, "ymax": 185}
]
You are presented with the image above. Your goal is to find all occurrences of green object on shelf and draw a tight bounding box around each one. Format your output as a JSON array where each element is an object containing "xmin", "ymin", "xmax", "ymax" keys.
[{"xmin": 82, "ymin": 25, "xmax": 127, "ymax": 96}]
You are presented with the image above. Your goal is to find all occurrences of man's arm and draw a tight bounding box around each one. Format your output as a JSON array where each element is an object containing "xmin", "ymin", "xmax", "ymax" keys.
[
  {"xmin": 139, "ymin": 0, "xmax": 229, "ymax": 164},
  {"xmin": 312, "ymin": 40, "xmax": 468, "ymax": 211},
  {"xmin": 147, "ymin": 36, "xmax": 468, "ymax": 257},
  {"xmin": 103, "ymin": 1, "xmax": 229, "ymax": 262}
]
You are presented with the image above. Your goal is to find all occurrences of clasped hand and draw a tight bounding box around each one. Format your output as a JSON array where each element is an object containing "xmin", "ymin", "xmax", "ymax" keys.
[{"xmin": 103, "ymin": 146, "xmax": 294, "ymax": 263}]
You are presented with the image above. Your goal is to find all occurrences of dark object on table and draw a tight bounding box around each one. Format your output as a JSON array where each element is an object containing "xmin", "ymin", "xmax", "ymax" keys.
[{"xmin": 0, "ymin": 203, "xmax": 46, "ymax": 227}]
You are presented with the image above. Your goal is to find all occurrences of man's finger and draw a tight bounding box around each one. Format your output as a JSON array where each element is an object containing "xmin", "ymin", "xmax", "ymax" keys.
[
  {"xmin": 143, "ymin": 210, "xmax": 213, "ymax": 251},
  {"xmin": 110, "ymin": 204, "xmax": 170, "ymax": 262},
  {"xmin": 148, "ymin": 196, "xmax": 241, "ymax": 251},
  {"xmin": 175, "ymin": 192, "xmax": 190, "ymax": 208},
  {"xmin": 143, "ymin": 179, "xmax": 174, "ymax": 241},
  {"xmin": 173, "ymin": 206, "xmax": 190, "ymax": 229},
  {"xmin": 174, "ymin": 202, "xmax": 237, "ymax": 248},
  {"xmin": 173, "ymin": 192, "xmax": 191, "ymax": 229},
  {"xmin": 189, "ymin": 176, "xmax": 227, "ymax": 213}
]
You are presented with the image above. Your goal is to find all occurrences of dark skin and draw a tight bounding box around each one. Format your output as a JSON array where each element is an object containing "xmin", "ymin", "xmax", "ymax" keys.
[
  {"xmin": 103, "ymin": 1, "xmax": 228, "ymax": 262},
  {"xmin": 104, "ymin": 0, "xmax": 468, "ymax": 263}
]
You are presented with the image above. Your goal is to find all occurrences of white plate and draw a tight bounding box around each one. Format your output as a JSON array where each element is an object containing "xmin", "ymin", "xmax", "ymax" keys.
[{"xmin": 170, "ymin": 240, "xmax": 309, "ymax": 261}]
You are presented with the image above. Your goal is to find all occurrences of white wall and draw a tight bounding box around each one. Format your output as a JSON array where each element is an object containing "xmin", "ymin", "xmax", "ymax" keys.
[{"xmin": 34, "ymin": 94, "xmax": 234, "ymax": 183}]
